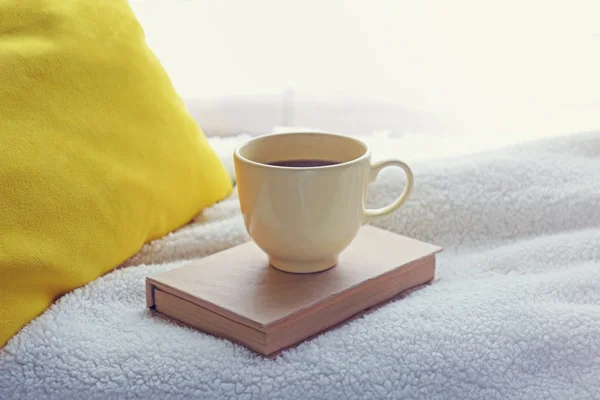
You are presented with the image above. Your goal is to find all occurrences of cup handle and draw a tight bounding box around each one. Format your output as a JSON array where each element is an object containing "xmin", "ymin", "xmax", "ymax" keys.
[{"xmin": 363, "ymin": 159, "xmax": 414, "ymax": 224}]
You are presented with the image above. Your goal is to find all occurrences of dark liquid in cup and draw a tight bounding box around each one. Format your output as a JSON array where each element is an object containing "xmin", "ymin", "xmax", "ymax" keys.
[{"xmin": 268, "ymin": 159, "xmax": 340, "ymax": 168}]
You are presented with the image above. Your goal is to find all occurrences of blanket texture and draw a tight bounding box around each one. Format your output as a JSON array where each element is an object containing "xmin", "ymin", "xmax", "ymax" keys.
[{"xmin": 1, "ymin": 132, "xmax": 600, "ymax": 400}]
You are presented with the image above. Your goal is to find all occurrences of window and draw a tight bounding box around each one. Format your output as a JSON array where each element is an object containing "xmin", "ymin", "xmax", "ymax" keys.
[{"xmin": 131, "ymin": 0, "xmax": 600, "ymax": 142}]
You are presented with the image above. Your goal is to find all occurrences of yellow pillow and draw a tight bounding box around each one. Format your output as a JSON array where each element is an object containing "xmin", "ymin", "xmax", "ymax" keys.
[{"xmin": 0, "ymin": 0, "xmax": 232, "ymax": 346}]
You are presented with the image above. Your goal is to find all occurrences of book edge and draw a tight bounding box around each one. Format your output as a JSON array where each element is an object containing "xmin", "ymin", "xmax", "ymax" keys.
[
  {"xmin": 152, "ymin": 289, "xmax": 269, "ymax": 353},
  {"xmin": 150, "ymin": 256, "xmax": 436, "ymax": 357},
  {"xmin": 147, "ymin": 251, "xmax": 439, "ymax": 332},
  {"xmin": 145, "ymin": 226, "xmax": 442, "ymax": 331}
]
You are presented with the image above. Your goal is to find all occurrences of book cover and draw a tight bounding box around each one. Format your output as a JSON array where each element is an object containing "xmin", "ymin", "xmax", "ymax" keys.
[{"xmin": 146, "ymin": 225, "xmax": 442, "ymax": 356}]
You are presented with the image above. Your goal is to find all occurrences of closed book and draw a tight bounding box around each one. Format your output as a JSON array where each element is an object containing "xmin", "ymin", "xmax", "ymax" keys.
[{"xmin": 146, "ymin": 225, "xmax": 442, "ymax": 356}]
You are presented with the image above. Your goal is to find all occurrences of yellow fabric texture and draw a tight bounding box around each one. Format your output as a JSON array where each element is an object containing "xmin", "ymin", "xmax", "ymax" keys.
[{"xmin": 0, "ymin": 0, "xmax": 232, "ymax": 346}]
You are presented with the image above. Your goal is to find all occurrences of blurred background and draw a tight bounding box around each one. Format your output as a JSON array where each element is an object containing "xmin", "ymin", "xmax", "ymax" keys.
[{"xmin": 130, "ymin": 0, "xmax": 600, "ymax": 149}]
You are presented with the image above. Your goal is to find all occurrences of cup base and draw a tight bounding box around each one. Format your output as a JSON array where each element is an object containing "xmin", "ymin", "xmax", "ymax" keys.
[{"xmin": 269, "ymin": 256, "xmax": 338, "ymax": 274}]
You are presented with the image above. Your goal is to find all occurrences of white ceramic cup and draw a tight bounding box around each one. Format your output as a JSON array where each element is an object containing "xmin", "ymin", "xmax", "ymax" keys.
[{"xmin": 233, "ymin": 132, "xmax": 413, "ymax": 274}]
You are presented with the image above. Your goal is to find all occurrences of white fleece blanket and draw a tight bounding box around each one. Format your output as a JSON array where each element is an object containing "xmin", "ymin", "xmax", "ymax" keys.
[{"xmin": 2, "ymin": 132, "xmax": 600, "ymax": 400}]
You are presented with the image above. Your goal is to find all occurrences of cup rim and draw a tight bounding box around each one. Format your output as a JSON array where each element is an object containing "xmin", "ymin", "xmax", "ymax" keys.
[{"xmin": 233, "ymin": 131, "xmax": 371, "ymax": 170}]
